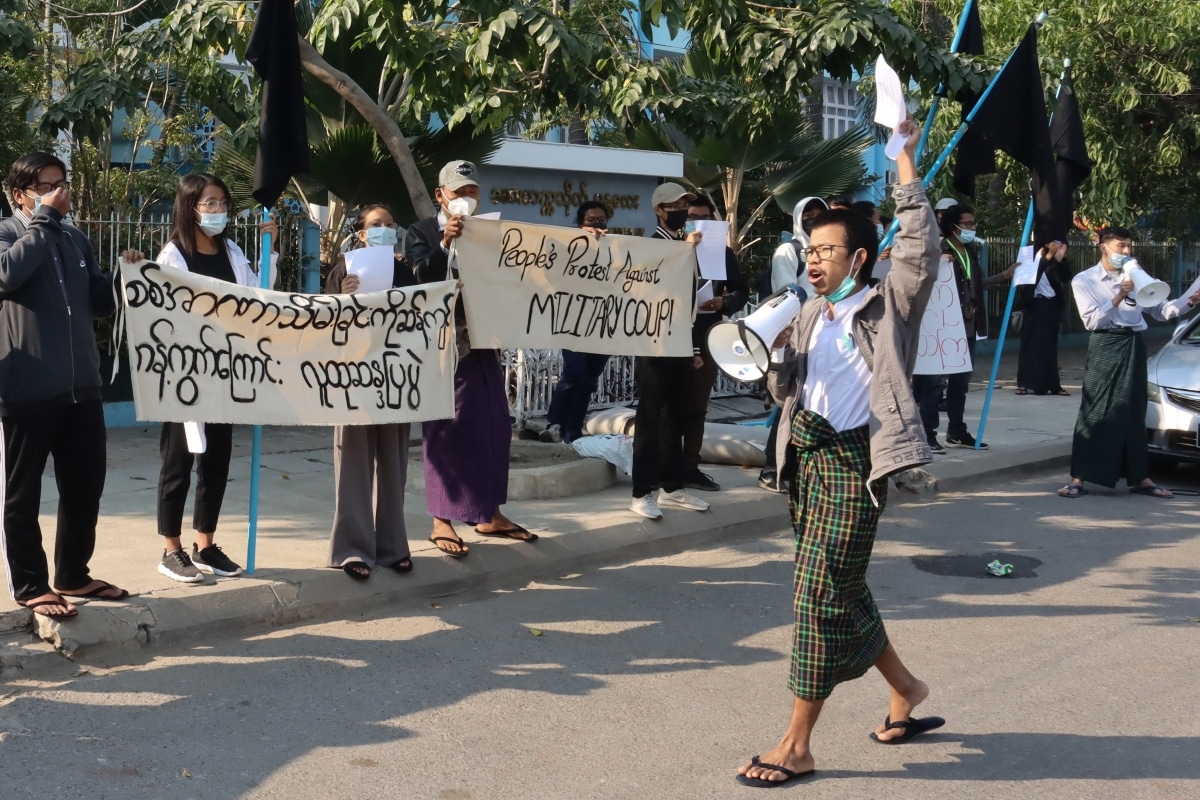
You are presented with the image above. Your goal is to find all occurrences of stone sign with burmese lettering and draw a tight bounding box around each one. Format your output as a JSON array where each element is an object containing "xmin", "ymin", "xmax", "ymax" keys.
[{"xmin": 453, "ymin": 218, "xmax": 696, "ymax": 357}]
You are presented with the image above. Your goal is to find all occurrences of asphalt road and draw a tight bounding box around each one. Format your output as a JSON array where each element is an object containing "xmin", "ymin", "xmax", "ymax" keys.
[{"xmin": 2, "ymin": 465, "xmax": 1198, "ymax": 800}]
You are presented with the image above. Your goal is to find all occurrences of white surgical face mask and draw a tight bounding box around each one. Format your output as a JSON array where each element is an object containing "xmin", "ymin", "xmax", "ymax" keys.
[
  {"xmin": 956, "ymin": 227, "xmax": 977, "ymax": 245},
  {"xmin": 446, "ymin": 196, "xmax": 477, "ymax": 217},
  {"xmin": 875, "ymin": 223, "xmax": 885, "ymax": 241},
  {"xmin": 197, "ymin": 212, "xmax": 228, "ymax": 236},
  {"xmin": 1107, "ymin": 251, "xmax": 1132, "ymax": 270},
  {"xmin": 365, "ymin": 226, "xmax": 398, "ymax": 247}
]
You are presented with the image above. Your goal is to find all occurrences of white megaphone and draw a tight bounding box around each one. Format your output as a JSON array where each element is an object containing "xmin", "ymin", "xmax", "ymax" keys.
[
  {"xmin": 1123, "ymin": 260, "xmax": 1170, "ymax": 307},
  {"xmin": 707, "ymin": 287, "xmax": 804, "ymax": 382}
]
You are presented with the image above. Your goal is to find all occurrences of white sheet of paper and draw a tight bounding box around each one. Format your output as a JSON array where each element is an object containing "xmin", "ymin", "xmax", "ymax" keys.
[
  {"xmin": 344, "ymin": 245, "xmax": 396, "ymax": 293},
  {"xmin": 1013, "ymin": 245, "xmax": 1038, "ymax": 286},
  {"xmin": 694, "ymin": 220, "xmax": 729, "ymax": 280},
  {"xmin": 696, "ymin": 280, "xmax": 714, "ymax": 307},
  {"xmin": 874, "ymin": 56, "xmax": 910, "ymax": 158},
  {"xmin": 183, "ymin": 421, "xmax": 206, "ymax": 454},
  {"xmin": 476, "ymin": 212, "xmax": 501, "ymax": 220}
]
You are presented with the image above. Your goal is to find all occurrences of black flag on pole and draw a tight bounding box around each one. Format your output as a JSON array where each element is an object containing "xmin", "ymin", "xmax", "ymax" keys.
[
  {"xmin": 1043, "ymin": 65, "xmax": 1092, "ymax": 241},
  {"xmin": 245, "ymin": 0, "xmax": 310, "ymax": 208},
  {"xmin": 951, "ymin": 0, "xmax": 993, "ymax": 196}
]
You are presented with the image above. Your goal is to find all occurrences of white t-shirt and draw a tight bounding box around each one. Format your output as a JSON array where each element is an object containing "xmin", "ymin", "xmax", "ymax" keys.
[
  {"xmin": 156, "ymin": 240, "xmax": 278, "ymax": 289},
  {"xmin": 800, "ymin": 287, "xmax": 873, "ymax": 432}
]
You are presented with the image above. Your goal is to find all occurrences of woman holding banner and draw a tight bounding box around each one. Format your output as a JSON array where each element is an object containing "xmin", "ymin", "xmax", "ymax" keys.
[
  {"xmin": 324, "ymin": 205, "xmax": 417, "ymax": 580},
  {"xmin": 125, "ymin": 174, "xmax": 277, "ymax": 584}
]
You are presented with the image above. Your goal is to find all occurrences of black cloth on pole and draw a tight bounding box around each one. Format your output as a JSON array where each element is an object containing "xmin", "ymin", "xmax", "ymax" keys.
[
  {"xmin": 951, "ymin": 0, "xmax": 993, "ymax": 196},
  {"xmin": 1043, "ymin": 66, "xmax": 1092, "ymax": 241},
  {"xmin": 245, "ymin": 0, "xmax": 310, "ymax": 208}
]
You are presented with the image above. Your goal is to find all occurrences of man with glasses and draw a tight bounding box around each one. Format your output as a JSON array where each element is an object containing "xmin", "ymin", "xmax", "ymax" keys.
[
  {"xmin": 0, "ymin": 151, "xmax": 125, "ymax": 619},
  {"xmin": 542, "ymin": 201, "xmax": 614, "ymax": 444},
  {"xmin": 680, "ymin": 195, "xmax": 748, "ymax": 491}
]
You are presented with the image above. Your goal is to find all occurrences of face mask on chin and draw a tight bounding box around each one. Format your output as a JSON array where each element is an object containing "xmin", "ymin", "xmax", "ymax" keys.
[{"xmin": 819, "ymin": 254, "xmax": 864, "ymax": 304}]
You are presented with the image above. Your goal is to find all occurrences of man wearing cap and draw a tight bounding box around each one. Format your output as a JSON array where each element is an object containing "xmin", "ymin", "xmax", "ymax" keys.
[
  {"xmin": 406, "ymin": 161, "xmax": 535, "ymax": 558},
  {"xmin": 629, "ymin": 182, "xmax": 710, "ymax": 519},
  {"xmin": 933, "ymin": 197, "xmax": 957, "ymax": 224}
]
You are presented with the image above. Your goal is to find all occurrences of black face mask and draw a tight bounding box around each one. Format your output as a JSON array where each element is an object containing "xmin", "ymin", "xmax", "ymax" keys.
[{"xmin": 664, "ymin": 209, "xmax": 688, "ymax": 231}]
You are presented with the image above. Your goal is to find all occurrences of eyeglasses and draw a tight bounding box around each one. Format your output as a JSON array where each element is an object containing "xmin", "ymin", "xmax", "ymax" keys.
[
  {"xmin": 804, "ymin": 244, "xmax": 853, "ymax": 261},
  {"xmin": 25, "ymin": 180, "xmax": 69, "ymax": 195},
  {"xmin": 582, "ymin": 218, "xmax": 608, "ymax": 227},
  {"xmin": 197, "ymin": 199, "xmax": 231, "ymax": 211}
]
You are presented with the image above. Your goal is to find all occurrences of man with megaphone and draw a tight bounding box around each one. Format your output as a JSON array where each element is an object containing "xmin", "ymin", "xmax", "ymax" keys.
[
  {"xmin": 1057, "ymin": 226, "xmax": 1200, "ymax": 499},
  {"xmin": 737, "ymin": 115, "xmax": 946, "ymax": 788}
]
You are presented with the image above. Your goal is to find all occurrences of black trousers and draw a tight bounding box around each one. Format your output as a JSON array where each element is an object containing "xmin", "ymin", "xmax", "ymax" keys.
[
  {"xmin": 632, "ymin": 356, "xmax": 691, "ymax": 497},
  {"xmin": 684, "ymin": 348, "xmax": 719, "ymax": 471},
  {"xmin": 157, "ymin": 422, "xmax": 234, "ymax": 539},
  {"xmin": 2, "ymin": 400, "xmax": 106, "ymax": 601},
  {"xmin": 914, "ymin": 337, "xmax": 976, "ymax": 438}
]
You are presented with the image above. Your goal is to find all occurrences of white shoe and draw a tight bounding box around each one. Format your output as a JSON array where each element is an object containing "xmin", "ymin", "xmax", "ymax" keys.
[
  {"xmin": 658, "ymin": 488, "xmax": 709, "ymax": 512},
  {"xmin": 630, "ymin": 495, "xmax": 663, "ymax": 520}
]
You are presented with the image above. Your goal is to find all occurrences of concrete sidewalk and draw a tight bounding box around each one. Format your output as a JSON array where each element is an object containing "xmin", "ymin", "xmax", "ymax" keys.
[{"xmin": 1, "ymin": 344, "xmax": 1087, "ymax": 672}]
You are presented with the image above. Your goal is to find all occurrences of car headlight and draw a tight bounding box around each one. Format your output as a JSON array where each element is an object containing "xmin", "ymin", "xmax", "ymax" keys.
[{"xmin": 1148, "ymin": 382, "xmax": 1161, "ymax": 403}]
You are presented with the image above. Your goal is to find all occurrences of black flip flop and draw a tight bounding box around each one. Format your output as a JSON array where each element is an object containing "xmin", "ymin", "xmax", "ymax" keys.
[
  {"xmin": 343, "ymin": 563, "xmax": 371, "ymax": 581},
  {"xmin": 430, "ymin": 535, "xmax": 469, "ymax": 558},
  {"xmin": 473, "ymin": 524, "xmax": 538, "ymax": 542},
  {"xmin": 1130, "ymin": 484, "xmax": 1172, "ymax": 498},
  {"xmin": 390, "ymin": 558, "xmax": 414, "ymax": 574},
  {"xmin": 19, "ymin": 594, "xmax": 79, "ymax": 619},
  {"xmin": 1057, "ymin": 484, "xmax": 1088, "ymax": 498},
  {"xmin": 735, "ymin": 756, "xmax": 815, "ymax": 788},
  {"xmin": 56, "ymin": 579, "xmax": 130, "ymax": 601},
  {"xmin": 869, "ymin": 715, "xmax": 946, "ymax": 744}
]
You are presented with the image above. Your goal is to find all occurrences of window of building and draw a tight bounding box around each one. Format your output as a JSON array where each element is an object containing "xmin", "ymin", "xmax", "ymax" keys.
[{"xmin": 823, "ymin": 82, "xmax": 859, "ymax": 139}]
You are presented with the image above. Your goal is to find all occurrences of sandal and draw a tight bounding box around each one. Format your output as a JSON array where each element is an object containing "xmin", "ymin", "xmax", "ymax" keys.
[
  {"xmin": 1057, "ymin": 484, "xmax": 1088, "ymax": 498},
  {"xmin": 1054, "ymin": 388, "xmax": 1071, "ymax": 396},
  {"xmin": 474, "ymin": 523, "xmax": 538, "ymax": 542},
  {"xmin": 1014, "ymin": 387, "xmax": 1030, "ymax": 395},
  {"xmin": 342, "ymin": 562, "xmax": 371, "ymax": 581},
  {"xmin": 1131, "ymin": 484, "xmax": 1172, "ymax": 498},
  {"xmin": 18, "ymin": 593, "xmax": 79, "ymax": 619},
  {"xmin": 390, "ymin": 557, "xmax": 414, "ymax": 574},
  {"xmin": 869, "ymin": 715, "xmax": 947, "ymax": 744},
  {"xmin": 56, "ymin": 579, "xmax": 129, "ymax": 601},
  {"xmin": 735, "ymin": 755, "xmax": 815, "ymax": 787},
  {"xmin": 430, "ymin": 535, "xmax": 469, "ymax": 558}
]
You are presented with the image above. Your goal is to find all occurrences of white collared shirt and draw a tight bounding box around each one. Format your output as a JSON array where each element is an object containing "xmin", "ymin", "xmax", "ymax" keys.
[
  {"xmin": 800, "ymin": 286, "xmax": 872, "ymax": 432},
  {"xmin": 1034, "ymin": 271, "xmax": 1055, "ymax": 299},
  {"xmin": 1071, "ymin": 262, "xmax": 1191, "ymax": 332}
]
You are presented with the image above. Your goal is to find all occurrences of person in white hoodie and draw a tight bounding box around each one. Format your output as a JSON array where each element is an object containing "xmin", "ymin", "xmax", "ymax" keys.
[{"xmin": 758, "ymin": 197, "xmax": 825, "ymax": 492}]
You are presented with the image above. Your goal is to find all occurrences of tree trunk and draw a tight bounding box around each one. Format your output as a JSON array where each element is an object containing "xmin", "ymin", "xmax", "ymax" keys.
[{"xmin": 296, "ymin": 37, "xmax": 436, "ymax": 220}]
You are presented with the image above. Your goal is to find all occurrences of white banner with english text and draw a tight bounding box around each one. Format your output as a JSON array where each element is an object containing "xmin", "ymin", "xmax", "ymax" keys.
[
  {"xmin": 913, "ymin": 257, "xmax": 973, "ymax": 376},
  {"xmin": 453, "ymin": 218, "xmax": 696, "ymax": 357},
  {"xmin": 120, "ymin": 261, "xmax": 458, "ymax": 425}
]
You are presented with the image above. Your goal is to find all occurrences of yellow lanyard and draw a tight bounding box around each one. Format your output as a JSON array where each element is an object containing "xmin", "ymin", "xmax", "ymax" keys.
[{"xmin": 947, "ymin": 239, "xmax": 972, "ymax": 280}]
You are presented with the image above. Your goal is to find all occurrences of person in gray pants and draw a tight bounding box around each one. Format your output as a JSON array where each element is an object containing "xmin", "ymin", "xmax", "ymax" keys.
[{"xmin": 325, "ymin": 204, "xmax": 417, "ymax": 580}]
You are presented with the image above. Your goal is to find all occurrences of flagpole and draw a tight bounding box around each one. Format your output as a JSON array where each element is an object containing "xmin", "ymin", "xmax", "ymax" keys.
[
  {"xmin": 913, "ymin": 0, "xmax": 978, "ymax": 164},
  {"xmin": 879, "ymin": 11, "xmax": 1049, "ymax": 251},
  {"xmin": 245, "ymin": 208, "xmax": 273, "ymax": 575},
  {"xmin": 974, "ymin": 59, "xmax": 1070, "ymax": 449}
]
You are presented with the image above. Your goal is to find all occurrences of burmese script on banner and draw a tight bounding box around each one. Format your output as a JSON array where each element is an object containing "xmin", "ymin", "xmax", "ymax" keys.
[
  {"xmin": 119, "ymin": 261, "xmax": 458, "ymax": 425},
  {"xmin": 913, "ymin": 256, "xmax": 973, "ymax": 376},
  {"xmin": 453, "ymin": 218, "xmax": 696, "ymax": 357}
]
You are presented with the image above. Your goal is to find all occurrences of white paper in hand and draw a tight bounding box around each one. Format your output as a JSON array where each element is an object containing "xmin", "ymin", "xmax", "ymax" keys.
[
  {"xmin": 344, "ymin": 245, "xmax": 396, "ymax": 293},
  {"xmin": 873, "ymin": 55, "xmax": 910, "ymax": 159},
  {"xmin": 1013, "ymin": 245, "xmax": 1038, "ymax": 286},
  {"xmin": 694, "ymin": 220, "xmax": 729, "ymax": 280},
  {"xmin": 696, "ymin": 280, "xmax": 714, "ymax": 307}
]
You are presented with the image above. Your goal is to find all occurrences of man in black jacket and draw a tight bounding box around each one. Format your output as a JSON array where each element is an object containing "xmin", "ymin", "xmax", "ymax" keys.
[{"xmin": 0, "ymin": 152, "xmax": 125, "ymax": 618}]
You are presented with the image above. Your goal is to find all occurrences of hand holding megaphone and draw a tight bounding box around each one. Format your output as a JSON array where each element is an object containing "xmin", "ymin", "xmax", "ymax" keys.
[{"xmin": 1121, "ymin": 259, "xmax": 1170, "ymax": 307}]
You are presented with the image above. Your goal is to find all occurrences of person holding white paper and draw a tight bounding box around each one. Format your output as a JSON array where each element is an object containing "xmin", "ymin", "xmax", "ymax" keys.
[
  {"xmin": 145, "ymin": 174, "xmax": 277, "ymax": 583},
  {"xmin": 1015, "ymin": 241, "xmax": 1072, "ymax": 396},
  {"xmin": 323, "ymin": 205, "xmax": 418, "ymax": 580}
]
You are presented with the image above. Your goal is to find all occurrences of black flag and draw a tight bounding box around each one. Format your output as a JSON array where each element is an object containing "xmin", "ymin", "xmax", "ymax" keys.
[
  {"xmin": 951, "ymin": 0, "xmax": 994, "ymax": 196},
  {"xmin": 1044, "ymin": 66, "xmax": 1092, "ymax": 241},
  {"xmin": 961, "ymin": 24, "xmax": 1057, "ymax": 245},
  {"xmin": 245, "ymin": 0, "xmax": 310, "ymax": 208}
]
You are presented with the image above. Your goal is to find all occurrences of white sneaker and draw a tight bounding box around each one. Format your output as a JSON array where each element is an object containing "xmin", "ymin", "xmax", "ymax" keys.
[
  {"xmin": 630, "ymin": 495, "xmax": 664, "ymax": 520},
  {"xmin": 658, "ymin": 488, "xmax": 710, "ymax": 512}
]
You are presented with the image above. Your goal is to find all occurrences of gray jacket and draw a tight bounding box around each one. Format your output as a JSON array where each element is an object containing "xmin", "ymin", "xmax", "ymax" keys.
[
  {"xmin": 767, "ymin": 180, "xmax": 939, "ymax": 485},
  {"xmin": 0, "ymin": 208, "xmax": 115, "ymax": 415}
]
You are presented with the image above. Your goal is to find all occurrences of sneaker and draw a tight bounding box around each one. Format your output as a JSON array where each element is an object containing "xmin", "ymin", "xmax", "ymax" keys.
[
  {"xmin": 928, "ymin": 435, "xmax": 947, "ymax": 455},
  {"xmin": 757, "ymin": 471, "xmax": 786, "ymax": 493},
  {"xmin": 539, "ymin": 424, "xmax": 563, "ymax": 444},
  {"xmin": 946, "ymin": 432, "xmax": 988, "ymax": 450},
  {"xmin": 158, "ymin": 549, "xmax": 204, "ymax": 584},
  {"xmin": 658, "ymin": 488, "xmax": 710, "ymax": 512},
  {"xmin": 630, "ymin": 494, "xmax": 663, "ymax": 520},
  {"xmin": 681, "ymin": 470, "xmax": 721, "ymax": 492},
  {"xmin": 192, "ymin": 543, "xmax": 244, "ymax": 577}
]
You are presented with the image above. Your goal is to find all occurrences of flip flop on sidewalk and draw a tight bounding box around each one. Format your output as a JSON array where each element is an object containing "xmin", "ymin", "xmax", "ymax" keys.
[
  {"xmin": 1057, "ymin": 484, "xmax": 1088, "ymax": 498},
  {"xmin": 1131, "ymin": 484, "xmax": 1173, "ymax": 498},
  {"xmin": 18, "ymin": 593, "xmax": 78, "ymax": 619},
  {"xmin": 735, "ymin": 755, "xmax": 815, "ymax": 787},
  {"xmin": 430, "ymin": 534, "xmax": 469, "ymax": 558},
  {"xmin": 56, "ymin": 579, "xmax": 129, "ymax": 601},
  {"xmin": 474, "ymin": 523, "xmax": 538, "ymax": 542},
  {"xmin": 869, "ymin": 715, "xmax": 946, "ymax": 744}
]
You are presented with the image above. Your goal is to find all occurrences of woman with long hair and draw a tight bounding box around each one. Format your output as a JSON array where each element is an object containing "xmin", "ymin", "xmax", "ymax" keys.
[{"xmin": 324, "ymin": 204, "xmax": 417, "ymax": 580}]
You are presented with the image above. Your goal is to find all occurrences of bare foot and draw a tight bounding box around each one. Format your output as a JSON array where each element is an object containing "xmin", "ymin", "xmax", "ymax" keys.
[
  {"xmin": 429, "ymin": 518, "xmax": 469, "ymax": 556},
  {"xmin": 474, "ymin": 511, "xmax": 536, "ymax": 541},
  {"xmin": 737, "ymin": 746, "xmax": 815, "ymax": 784},
  {"xmin": 19, "ymin": 592, "xmax": 78, "ymax": 618},
  {"xmin": 873, "ymin": 679, "xmax": 930, "ymax": 742}
]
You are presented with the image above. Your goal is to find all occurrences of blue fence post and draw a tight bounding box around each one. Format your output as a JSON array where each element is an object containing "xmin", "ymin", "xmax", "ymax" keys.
[{"xmin": 299, "ymin": 219, "xmax": 322, "ymax": 293}]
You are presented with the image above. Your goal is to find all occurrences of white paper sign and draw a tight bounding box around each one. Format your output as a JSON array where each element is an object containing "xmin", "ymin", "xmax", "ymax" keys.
[
  {"xmin": 913, "ymin": 257, "xmax": 973, "ymax": 375},
  {"xmin": 120, "ymin": 261, "xmax": 459, "ymax": 425},
  {"xmin": 694, "ymin": 220, "xmax": 729, "ymax": 280},
  {"xmin": 696, "ymin": 280, "xmax": 714, "ymax": 307},
  {"xmin": 1012, "ymin": 245, "xmax": 1039, "ymax": 286},
  {"xmin": 344, "ymin": 245, "xmax": 396, "ymax": 293},
  {"xmin": 874, "ymin": 55, "xmax": 910, "ymax": 159},
  {"xmin": 454, "ymin": 218, "xmax": 697, "ymax": 357}
]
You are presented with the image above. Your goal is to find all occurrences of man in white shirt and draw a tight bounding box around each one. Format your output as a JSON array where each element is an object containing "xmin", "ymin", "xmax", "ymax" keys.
[
  {"xmin": 1058, "ymin": 226, "xmax": 1200, "ymax": 498},
  {"xmin": 738, "ymin": 117, "xmax": 944, "ymax": 788}
]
